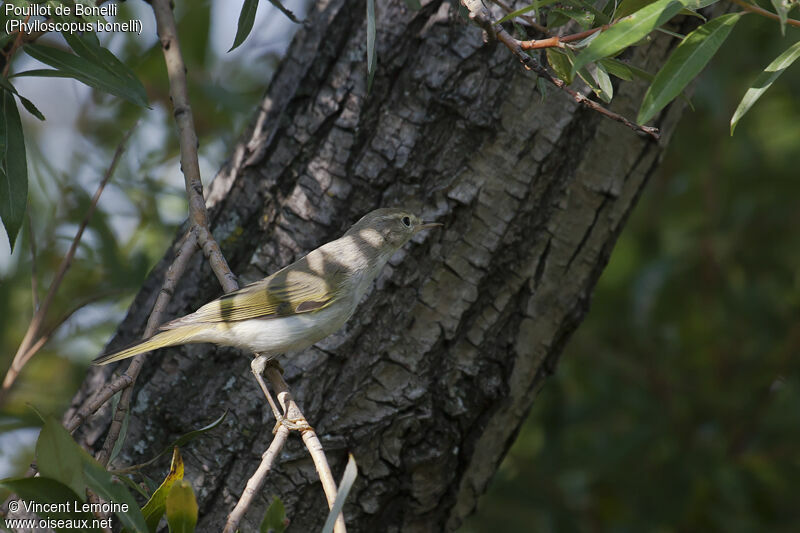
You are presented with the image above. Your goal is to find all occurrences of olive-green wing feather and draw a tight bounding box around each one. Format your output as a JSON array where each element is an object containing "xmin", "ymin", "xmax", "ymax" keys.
[{"xmin": 162, "ymin": 268, "xmax": 341, "ymax": 328}]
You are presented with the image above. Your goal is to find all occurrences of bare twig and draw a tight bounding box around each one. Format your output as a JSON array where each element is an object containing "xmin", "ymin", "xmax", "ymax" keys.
[
  {"xmin": 729, "ymin": 0, "xmax": 800, "ymax": 27},
  {"xmin": 64, "ymin": 231, "xmax": 198, "ymax": 433},
  {"xmin": 90, "ymin": 230, "xmax": 198, "ymax": 456},
  {"xmin": 519, "ymin": 24, "xmax": 613, "ymax": 49},
  {"xmin": 460, "ymin": 0, "xmax": 660, "ymax": 139},
  {"xmin": 224, "ymin": 364, "xmax": 347, "ymax": 533},
  {"xmin": 264, "ymin": 364, "xmax": 344, "ymax": 533},
  {"xmin": 0, "ymin": 125, "xmax": 136, "ymax": 403},
  {"xmin": 93, "ymin": 0, "xmax": 240, "ymax": 464},
  {"xmin": 26, "ymin": 213, "xmax": 39, "ymax": 311},
  {"xmin": 222, "ymin": 425, "xmax": 290, "ymax": 533}
]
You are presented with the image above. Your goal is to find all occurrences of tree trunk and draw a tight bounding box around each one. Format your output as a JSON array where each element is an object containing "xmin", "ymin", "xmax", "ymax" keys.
[{"xmin": 69, "ymin": 0, "xmax": 689, "ymax": 530}]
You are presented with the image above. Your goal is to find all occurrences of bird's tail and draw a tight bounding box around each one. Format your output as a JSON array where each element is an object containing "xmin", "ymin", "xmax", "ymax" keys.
[{"xmin": 93, "ymin": 326, "xmax": 203, "ymax": 366}]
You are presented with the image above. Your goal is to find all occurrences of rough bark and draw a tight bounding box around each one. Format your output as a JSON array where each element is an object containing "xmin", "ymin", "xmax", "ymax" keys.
[{"xmin": 69, "ymin": 0, "xmax": 689, "ymax": 530}]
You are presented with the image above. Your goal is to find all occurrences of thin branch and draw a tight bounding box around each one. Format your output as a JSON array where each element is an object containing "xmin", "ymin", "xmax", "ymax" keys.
[
  {"xmin": 519, "ymin": 24, "xmax": 613, "ymax": 50},
  {"xmin": 266, "ymin": 366, "xmax": 346, "ymax": 533},
  {"xmin": 1, "ymin": 15, "xmax": 28, "ymax": 77},
  {"xmin": 224, "ymin": 365, "xmax": 347, "ymax": 533},
  {"xmin": 0, "ymin": 125, "xmax": 136, "ymax": 402},
  {"xmin": 729, "ymin": 0, "xmax": 800, "ymax": 27},
  {"xmin": 222, "ymin": 425, "xmax": 290, "ymax": 533},
  {"xmin": 26, "ymin": 213, "xmax": 39, "ymax": 311},
  {"xmin": 94, "ymin": 0, "xmax": 240, "ymax": 464},
  {"xmin": 460, "ymin": 0, "xmax": 660, "ymax": 140},
  {"xmin": 64, "ymin": 231, "xmax": 198, "ymax": 433}
]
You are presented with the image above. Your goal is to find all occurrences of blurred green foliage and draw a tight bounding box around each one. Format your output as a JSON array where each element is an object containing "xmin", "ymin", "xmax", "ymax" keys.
[
  {"xmin": 464, "ymin": 17, "xmax": 800, "ymax": 533},
  {"xmin": 0, "ymin": 0, "xmax": 273, "ymax": 458}
]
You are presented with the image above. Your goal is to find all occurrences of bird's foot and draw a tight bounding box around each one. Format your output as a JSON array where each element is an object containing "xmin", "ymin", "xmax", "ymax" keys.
[{"xmin": 272, "ymin": 415, "xmax": 313, "ymax": 434}]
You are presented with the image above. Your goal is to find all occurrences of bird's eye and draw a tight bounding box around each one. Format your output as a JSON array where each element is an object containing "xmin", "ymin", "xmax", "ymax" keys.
[{"xmin": 401, "ymin": 216, "xmax": 411, "ymax": 227}]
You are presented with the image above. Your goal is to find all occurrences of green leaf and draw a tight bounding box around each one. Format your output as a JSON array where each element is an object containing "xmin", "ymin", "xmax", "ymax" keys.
[
  {"xmin": 0, "ymin": 89, "xmax": 27, "ymax": 251},
  {"xmin": 403, "ymin": 0, "xmax": 422, "ymax": 10},
  {"xmin": 22, "ymin": 43, "xmax": 148, "ymax": 107},
  {"xmin": 82, "ymin": 457, "xmax": 148, "ymax": 533},
  {"xmin": 36, "ymin": 416, "xmax": 86, "ymax": 497},
  {"xmin": 321, "ymin": 454, "xmax": 358, "ymax": 533},
  {"xmin": 0, "ymin": 477, "xmax": 102, "ymax": 533},
  {"xmin": 551, "ymin": 7, "xmax": 594, "ymax": 29},
  {"xmin": 57, "ymin": 31, "xmax": 147, "ymax": 106},
  {"xmin": 17, "ymin": 94, "xmax": 45, "ymax": 121},
  {"xmin": 614, "ymin": 0, "xmax": 656, "ymax": 19},
  {"xmin": 140, "ymin": 447, "xmax": 185, "ymax": 533},
  {"xmin": 33, "ymin": 413, "xmax": 148, "ymax": 533},
  {"xmin": 547, "ymin": 48, "xmax": 574, "ymax": 84},
  {"xmin": 591, "ymin": 62, "xmax": 614, "ymax": 102},
  {"xmin": 638, "ymin": 13, "xmax": 741, "ymax": 124},
  {"xmin": 731, "ymin": 40, "xmax": 800, "ymax": 134},
  {"xmin": 366, "ymin": 0, "xmax": 377, "ymax": 92},
  {"xmin": 599, "ymin": 58, "xmax": 634, "ymax": 80},
  {"xmin": 165, "ymin": 481, "xmax": 198, "ymax": 533},
  {"xmin": 572, "ymin": 0, "xmax": 687, "ymax": 75},
  {"xmin": 229, "ymin": 0, "xmax": 258, "ymax": 52},
  {"xmin": 259, "ymin": 497, "xmax": 287, "ymax": 533},
  {"xmin": 495, "ymin": 3, "xmax": 537, "ymax": 24}
]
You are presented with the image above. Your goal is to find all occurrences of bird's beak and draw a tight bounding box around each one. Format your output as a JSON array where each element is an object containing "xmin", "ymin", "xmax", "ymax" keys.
[{"xmin": 415, "ymin": 222, "xmax": 443, "ymax": 233}]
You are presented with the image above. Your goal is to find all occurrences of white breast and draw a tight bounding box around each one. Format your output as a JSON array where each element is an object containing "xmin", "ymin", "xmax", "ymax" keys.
[{"xmin": 195, "ymin": 298, "xmax": 356, "ymax": 356}]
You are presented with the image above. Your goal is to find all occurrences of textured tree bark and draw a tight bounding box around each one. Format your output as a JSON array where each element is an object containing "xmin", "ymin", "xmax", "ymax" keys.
[{"xmin": 69, "ymin": 0, "xmax": 690, "ymax": 530}]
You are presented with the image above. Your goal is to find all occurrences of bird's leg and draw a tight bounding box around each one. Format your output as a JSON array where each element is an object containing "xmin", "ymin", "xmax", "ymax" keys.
[{"xmin": 250, "ymin": 355, "xmax": 312, "ymax": 433}]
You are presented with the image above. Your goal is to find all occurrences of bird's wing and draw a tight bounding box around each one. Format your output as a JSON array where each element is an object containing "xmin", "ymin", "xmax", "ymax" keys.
[{"xmin": 162, "ymin": 267, "xmax": 342, "ymax": 328}]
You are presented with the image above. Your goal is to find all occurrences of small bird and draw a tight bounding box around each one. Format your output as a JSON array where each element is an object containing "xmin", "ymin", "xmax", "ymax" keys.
[{"xmin": 94, "ymin": 208, "xmax": 441, "ymax": 365}]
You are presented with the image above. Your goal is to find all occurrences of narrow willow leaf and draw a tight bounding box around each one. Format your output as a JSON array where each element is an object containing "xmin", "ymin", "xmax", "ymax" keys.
[
  {"xmin": 572, "ymin": 0, "xmax": 687, "ymax": 74},
  {"xmin": 141, "ymin": 447, "xmax": 185, "ymax": 533},
  {"xmin": 599, "ymin": 58, "xmax": 634, "ymax": 80},
  {"xmin": 32, "ymin": 413, "xmax": 148, "ymax": 533},
  {"xmin": 367, "ymin": 0, "xmax": 377, "ymax": 91},
  {"xmin": 166, "ymin": 481, "xmax": 198, "ymax": 533},
  {"xmin": 321, "ymin": 454, "xmax": 358, "ymax": 533},
  {"xmin": 22, "ymin": 44, "xmax": 148, "ymax": 107},
  {"xmin": 17, "ymin": 94, "xmax": 45, "ymax": 121},
  {"xmin": 36, "ymin": 415, "xmax": 86, "ymax": 497},
  {"xmin": 615, "ymin": 0, "xmax": 656, "ymax": 19},
  {"xmin": 731, "ymin": 40, "xmax": 800, "ymax": 134},
  {"xmin": 59, "ymin": 31, "xmax": 146, "ymax": 105},
  {"xmin": 260, "ymin": 497, "xmax": 287, "ymax": 533},
  {"xmin": 566, "ymin": 0, "xmax": 610, "ymax": 24},
  {"xmin": 403, "ymin": 0, "xmax": 422, "ymax": 10},
  {"xmin": 82, "ymin": 457, "xmax": 149, "ymax": 533},
  {"xmin": 593, "ymin": 62, "xmax": 614, "ymax": 101},
  {"xmin": 547, "ymin": 48, "xmax": 574, "ymax": 84},
  {"xmin": 229, "ymin": 0, "xmax": 259, "ymax": 51},
  {"xmin": 537, "ymin": 76, "xmax": 548, "ymax": 101},
  {"xmin": 576, "ymin": 63, "xmax": 612, "ymax": 103},
  {"xmin": 0, "ymin": 90, "xmax": 27, "ymax": 252},
  {"xmin": 638, "ymin": 13, "xmax": 741, "ymax": 123},
  {"xmin": 495, "ymin": 3, "xmax": 537, "ymax": 24},
  {"xmin": 551, "ymin": 7, "xmax": 594, "ymax": 29}
]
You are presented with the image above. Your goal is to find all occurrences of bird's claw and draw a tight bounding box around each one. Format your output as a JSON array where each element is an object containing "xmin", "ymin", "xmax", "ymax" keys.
[{"xmin": 272, "ymin": 415, "xmax": 313, "ymax": 434}]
